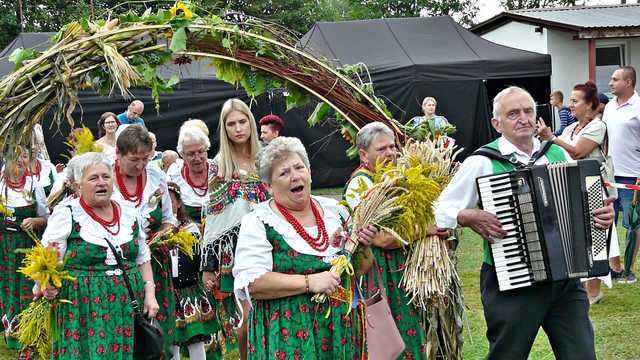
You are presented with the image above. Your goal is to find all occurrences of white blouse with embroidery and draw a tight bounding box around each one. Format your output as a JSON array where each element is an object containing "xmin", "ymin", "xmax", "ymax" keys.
[
  {"xmin": 166, "ymin": 159, "xmax": 214, "ymax": 209},
  {"xmin": 42, "ymin": 198, "xmax": 150, "ymax": 265},
  {"xmin": 33, "ymin": 159, "xmax": 59, "ymax": 191},
  {"xmin": 0, "ymin": 176, "xmax": 49, "ymax": 217},
  {"xmin": 112, "ymin": 162, "xmax": 177, "ymax": 232},
  {"xmin": 232, "ymin": 196, "xmax": 348, "ymax": 302}
]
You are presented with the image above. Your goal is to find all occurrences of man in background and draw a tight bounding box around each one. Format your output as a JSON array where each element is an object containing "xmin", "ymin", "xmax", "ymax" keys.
[
  {"xmin": 550, "ymin": 90, "xmax": 574, "ymax": 136},
  {"xmin": 117, "ymin": 100, "xmax": 145, "ymax": 126},
  {"xmin": 603, "ymin": 65, "xmax": 640, "ymax": 283},
  {"xmin": 259, "ymin": 114, "xmax": 284, "ymax": 144}
]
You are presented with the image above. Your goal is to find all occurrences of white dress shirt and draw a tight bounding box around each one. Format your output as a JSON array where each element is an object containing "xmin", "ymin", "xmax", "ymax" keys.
[{"xmin": 435, "ymin": 136, "xmax": 570, "ymax": 229}]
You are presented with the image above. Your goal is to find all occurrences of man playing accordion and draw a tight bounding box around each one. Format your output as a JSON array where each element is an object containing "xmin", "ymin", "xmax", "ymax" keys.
[{"xmin": 434, "ymin": 86, "xmax": 615, "ymax": 360}]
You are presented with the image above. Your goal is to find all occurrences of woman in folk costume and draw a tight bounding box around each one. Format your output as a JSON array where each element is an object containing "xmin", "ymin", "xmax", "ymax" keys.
[
  {"xmin": 0, "ymin": 151, "xmax": 49, "ymax": 349},
  {"xmin": 343, "ymin": 122, "xmax": 449, "ymax": 359},
  {"xmin": 167, "ymin": 120, "xmax": 222, "ymax": 359},
  {"xmin": 537, "ymin": 81, "xmax": 621, "ymax": 304},
  {"xmin": 40, "ymin": 152, "xmax": 159, "ymax": 359},
  {"xmin": 27, "ymin": 128, "xmax": 59, "ymax": 197},
  {"xmin": 110, "ymin": 125, "xmax": 179, "ymax": 357},
  {"xmin": 233, "ymin": 137, "xmax": 374, "ymax": 359},
  {"xmin": 166, "ymin": 182, "xmax": 218, "ymax": 360},
  {"xmin": 201, "ymin": 99, "xmax": 269, "ymax": 360}
]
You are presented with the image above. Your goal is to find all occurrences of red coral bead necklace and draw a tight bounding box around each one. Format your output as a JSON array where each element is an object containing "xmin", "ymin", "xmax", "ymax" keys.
[
  {"xmin": 114, "ymin": 160, "xmax": 143, "ymax": 207},
  {"xmin": 276, "ymin": 199, "xmax": 329, "ymax": 251},
  {"xmin": 5, "ymin": 171, "xmax": 27, "ymax": 191},
  {"xmin": 182, "ymin": 162, "xmax": 208, "ymax": 197},
  {"xmin": 28, "ymin": 160, "xmax": 42, "ymax": 180},
  {"xmin": 79, "ymin": 197, "xmax": 121, "ymax": 236}
]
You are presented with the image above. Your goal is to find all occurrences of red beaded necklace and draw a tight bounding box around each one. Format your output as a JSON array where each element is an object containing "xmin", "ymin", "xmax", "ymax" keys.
[
  {"xmin": 4, "ymin": 172, "xmax": 27, "ymax": 191},
  {"xmin": 114, "ymin": 160, "xmax": 144, "ymax": 207},
  {"xmin": 181, "ymin": 162, "xmax": 208, "ymax": 197},
  {"xmin": 276, "ymin": 200, "xmax": 329, "ymax": 251},
  {"xmin": 28, "ymin": 160, "xmax": 42, "ymax": 180},
  {"xmin": 79, "ymin": 197, "xmax": 121, "ymax": 236}
]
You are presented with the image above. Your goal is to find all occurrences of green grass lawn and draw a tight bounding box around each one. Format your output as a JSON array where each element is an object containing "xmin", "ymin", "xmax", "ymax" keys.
[
  {"xmin": 458, "ymin": 225, "xmax": 640, "ymax": 360},
  {"xmin": 1, "ymin": 224, "xmax": 637, "ymax": 359}
]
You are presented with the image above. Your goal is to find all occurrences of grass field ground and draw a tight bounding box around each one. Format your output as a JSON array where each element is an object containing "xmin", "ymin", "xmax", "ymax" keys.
[
  {"xmin": 1, "ymin": 219, "xmax": 637, "ymax": 359},
  {"xmin": 459, "ymin": 225, "xmax": 640, "ymax": 360}
]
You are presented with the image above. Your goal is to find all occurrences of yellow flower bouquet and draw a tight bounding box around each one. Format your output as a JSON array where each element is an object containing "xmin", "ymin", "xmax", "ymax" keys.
[
  {"xmin": 15, "ymin": 244, "xmax": 75, "ymax": 359},
  {"xmin": 149, "ymin": 226, "xmax": 200, "ymax": 260}
]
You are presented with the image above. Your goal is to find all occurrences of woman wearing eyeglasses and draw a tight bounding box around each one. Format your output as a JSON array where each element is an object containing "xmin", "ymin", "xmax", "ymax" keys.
[{"xmin": 166, "ymin": 121, "xmax": 220, "ymax": 359}]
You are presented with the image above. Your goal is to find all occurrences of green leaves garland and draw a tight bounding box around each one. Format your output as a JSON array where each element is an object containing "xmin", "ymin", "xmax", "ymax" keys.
[{"xmin": 0, "ymin": 1, "xmax": 399, "ymax": 159}]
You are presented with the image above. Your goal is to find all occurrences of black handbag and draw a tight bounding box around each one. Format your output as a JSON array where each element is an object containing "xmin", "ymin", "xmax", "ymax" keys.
[{"xmin": 104, "ymin": 238, "xmax": 164, "ymax": 360}]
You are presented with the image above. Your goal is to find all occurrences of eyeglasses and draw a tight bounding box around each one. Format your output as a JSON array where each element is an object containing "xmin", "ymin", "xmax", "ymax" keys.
[
  {"xmin": 505, "ymin": 107, "xmax": 535, "ymax": 120},
  {"xmin": 183, "ymin": 149, "xmax": 207, "ymax": 159}
]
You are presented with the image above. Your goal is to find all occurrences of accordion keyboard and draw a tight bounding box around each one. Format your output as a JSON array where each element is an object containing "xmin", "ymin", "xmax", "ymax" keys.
[{"xmin": 478, "ymin": 173, "xmax": 547, "ymax": 291}]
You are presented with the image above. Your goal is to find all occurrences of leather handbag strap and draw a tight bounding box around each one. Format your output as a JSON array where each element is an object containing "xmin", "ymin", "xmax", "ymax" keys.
[
  {"xmin": 104, "ymin": 237, "xmax": 140, "ymax": 313},
  {"xmin": 365, "ymin": 260, "xmax": 385, "ymax": 298}
]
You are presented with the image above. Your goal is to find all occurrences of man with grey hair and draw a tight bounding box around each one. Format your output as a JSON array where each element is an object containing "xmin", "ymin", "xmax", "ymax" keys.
[
  {"xmin": 117, "ymin": 99, "xmax": 145, "ymax": 126},
  {"xmin": 434, "ymin": 86, "xmax": 614, "ymax": 359},
  {"xmin": 344, "ymin": 122, "xmax": 450, "ymax": 358}
]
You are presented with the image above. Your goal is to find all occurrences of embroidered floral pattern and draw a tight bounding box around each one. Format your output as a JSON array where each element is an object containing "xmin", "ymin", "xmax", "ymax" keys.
[
  {"xmin": 205, "ymin": 165, "xmax": 268, "ymax": 216},
  {"xmin": 52, "ymin": 215, "xmax": 144, "ymax": 359},
  {"xmin": 248, "ymin": 225, "xmax": 364, "ymax": 360}
]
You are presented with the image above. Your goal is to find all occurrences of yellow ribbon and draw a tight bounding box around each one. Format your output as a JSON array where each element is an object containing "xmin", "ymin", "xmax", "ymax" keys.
[
  {"xmin": 324, "ymin": 254, "xmax": 355, "ymax": 318},
  {"xmin": 331, "ymin": 254, "xmax": 354, "ymax": 278}
]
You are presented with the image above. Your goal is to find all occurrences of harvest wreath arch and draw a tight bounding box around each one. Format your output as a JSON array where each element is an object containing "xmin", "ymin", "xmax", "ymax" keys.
[
  {"xmin": 0, "ymin": 3, "xmax": 465, "ymax": 359},
  {"xmin": 0, "ymin": 2, "xmax": 401, "ymax": 158}
]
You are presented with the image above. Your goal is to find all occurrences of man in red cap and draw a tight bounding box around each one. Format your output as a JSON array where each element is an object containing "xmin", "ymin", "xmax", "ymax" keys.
[{"xmin": 259, "ymin": 114, "xmax": 284, "ymax": 144}]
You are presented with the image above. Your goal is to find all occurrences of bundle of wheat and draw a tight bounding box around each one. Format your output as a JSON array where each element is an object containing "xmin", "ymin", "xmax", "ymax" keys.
[
  {"xmin": 311, "ymin": 175, "xmax": 404, "ymax": 305},
  {"xmin": 346, "ymin": 139, "xmax": 465, "ymax": 359}
]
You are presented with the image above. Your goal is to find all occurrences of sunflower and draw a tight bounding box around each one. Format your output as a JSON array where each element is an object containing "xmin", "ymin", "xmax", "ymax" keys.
[{"xmin": 169, "ymin": 1, "xmax": 193, "ymax": 21}]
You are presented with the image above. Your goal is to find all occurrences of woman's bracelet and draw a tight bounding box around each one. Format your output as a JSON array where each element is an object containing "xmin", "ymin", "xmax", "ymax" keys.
[
  {"xmin": 304, "ymin": 274, "xmax": 310, "ymax": 294},
  {"xmin": 143, "ymin": 280, "xmax": 155, "ymax": 289}
]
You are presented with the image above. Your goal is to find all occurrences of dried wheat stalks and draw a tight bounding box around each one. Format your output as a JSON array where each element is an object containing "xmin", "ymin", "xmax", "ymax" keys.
[{"xmin": 311, "ymin": 175, "xmax": 405, "ymax": 303}]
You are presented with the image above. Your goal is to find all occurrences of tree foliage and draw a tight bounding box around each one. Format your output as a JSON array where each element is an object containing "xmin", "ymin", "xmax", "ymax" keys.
[
  {"xmin": 501, "ymin": 0, "xmax": 576, "ymax": 10},
  {"xmin": 0, "ymin": 1, "xmax": 148, "ymax": 52},
  {"xmin": 347, "ymin": 0, "xmax": 478, "ymax": 26},
  {"xmin": 1, "ymin": 0, "xmax": 480, "ymax": 51}
]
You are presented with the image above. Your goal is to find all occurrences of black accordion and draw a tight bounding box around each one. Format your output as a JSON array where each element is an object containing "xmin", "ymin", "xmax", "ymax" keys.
[{"xmin": 476, "ymin": 159, "xmax": 610, "ymax": 291}]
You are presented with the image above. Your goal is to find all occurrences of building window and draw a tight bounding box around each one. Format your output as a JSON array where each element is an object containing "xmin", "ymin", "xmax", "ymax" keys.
[{"xmin": 596, "ymin": 45, "xmax": 625, "ymax": 96}]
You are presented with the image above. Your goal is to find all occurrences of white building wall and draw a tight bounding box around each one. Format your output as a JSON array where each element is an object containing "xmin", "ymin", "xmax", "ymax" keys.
[
  {"xmin": 482, "ymin": 21, "xmax": 547, "ymax": 54},
  {"xmin": 546, "ymin": 29, "xmax": 589, "ymax": 99},
  {"xmin": 481, "ymin": 21, "xmax": 640, "ymax": 95},
  {"xmin": 594, "ymin": 38, "xmax": 640, "ymax": 93},
  {"xmin": 630, "ymin": 39, "xmax": 640, "ymax": 72}
]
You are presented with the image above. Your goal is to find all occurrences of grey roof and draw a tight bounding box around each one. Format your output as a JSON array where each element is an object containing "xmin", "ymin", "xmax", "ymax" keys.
[
  {"xmin": 512, "ymin": 4, "xmax": 640, "ymax": 28},
  {"xmin": 472, "ymin": 3, "xmax": 640, "ymax": 34}
]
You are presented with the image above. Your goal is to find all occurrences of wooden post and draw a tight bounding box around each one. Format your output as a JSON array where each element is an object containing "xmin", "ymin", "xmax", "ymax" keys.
[{"xmin": 588, "ymin": 38, "xmax": 596, "ymax": 82}]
